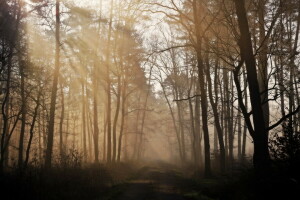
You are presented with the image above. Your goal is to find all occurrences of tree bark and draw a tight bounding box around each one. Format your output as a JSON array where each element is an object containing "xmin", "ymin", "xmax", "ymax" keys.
[
  {"xmin": 45, "ymin": 0, "xmax": 60, "ymax": 169},
  {"xmin": 112, "ymin": 76, "xmax": 121, "ymax": 162},
  {"xmin": 24, "ymin": 88, "xmax": 42, "ymax": 170},
  {"xmin": 117, "ymin": 81, "xmax": 126, "ymax": 162},
  {"xmin": 93, "ymin": 67, "xmax": 99, "ymax": 163},
  {"xmin": 257, "ymin": 0, "xmax": 270, "ymax": 130},
  {"xmin": 233, "ymin": 0, "xmax": 270, "ymax": 175},
  {"xmin": 206, "ymin": 60, "xmax": 226, "ymax": 173},
  {"xmin": 59, "ymin": 81, "xmax": 64, "ymax": 157},
  {"xmin": 18, "ymin": 60, "xmax": 26, "ymax": 170},
  {"xmin": 193, "ymin": 0, "xmax": 211, "ymax": 177},
  {"xmin": 106, "ymin": 0, "xmax": 114, "ymax": 164},
  {"xmin": 81, "ymin": 82, "xmax": 87, "ymax": 162}
]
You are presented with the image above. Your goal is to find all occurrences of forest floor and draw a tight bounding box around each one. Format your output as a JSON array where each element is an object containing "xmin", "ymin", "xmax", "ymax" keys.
[
  {"xmin": 1, "ymin": 161, "xmax": 299, "ymax": 200},
  {"xmin": 101, "ymin": 163, "xmax": 227, "ymax": 200},
  {"xmin": 101, "ymin": 161, "xmax": 300, "ymax": 200}
]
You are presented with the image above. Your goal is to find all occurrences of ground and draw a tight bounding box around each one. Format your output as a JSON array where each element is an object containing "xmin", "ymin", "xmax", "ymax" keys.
[
  {"xmin": 102, "ymin": 163, "xmax": 213, "ymax": 200},
  {"xmin": 1, "ymin": 161, "xmax": 299, "ymax": 200}
]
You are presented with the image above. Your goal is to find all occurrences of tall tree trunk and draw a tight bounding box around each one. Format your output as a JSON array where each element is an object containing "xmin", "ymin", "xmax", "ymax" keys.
[
  {"xmin": 225, "ymin": 70, "xmax": 233, "ymax": 162},
  {"xmin": 258, "ymin": 0, "xmax": 270, "ymax": 130},
  {"xmin": 233, "ymin": 0, "xmax": 270, "ymax": 175},
  {"xmin": 24, "ymin": 88, "xmax": 42, "ymax": 170},
  {"xmin": 59, "ymin": 82, "xmax": 64, "ymax": 157},
  {"xmin": 18, "ymin": 60, "xmax": 26, "ymax": 170},
  {"xmin": 45, "ymin": 0, "xmax": 60, "ymax": 169},
  {"xmin": 223, "ymin": 69, "xmax": 229, "ymax": 159},
  {"xmin": 237, "ymin": 109, "xmax": 242, "ymax": 161},
  {"xmin": 117, "ymin": 56, "xmax": 128, "ymax": 162},
  {"xmin": 93, "ymin": 69, "xmax": 99, "ymax": 163},
  {"xmin": 137, "ymin": 67, "xmax": 153, "ymax": 161},
  {"xmin": 72, "ymin": 118, "xmax": 77, "ymax": 149},
  {"xmin": 194, "ymin": 82, "xmax": 201, "ymax": 167},
  {"xmin": 176, "ymin": 100, "xmax": 186, "ymax": 162},
  {"xmin": 103, "ymin": 114, "xmax": 107, "ymax": 162},
  {"xmin": 241, "ymin": 69, "xmax": 248, "ymax": 163},
  {"xmin": 81, "ymin": 82, "xmax": 87, "ymax": 162},
  {"xmin": 193, "ymin": 0, "xmax": 211, "ymax": 177},
  {"xmin": 112, "ymin": 76, "xmax": 121, "ymax": 163},
  {"xmin": 0, "ymin": 55, "xmax": 12, "ymax": 173},
  {"xmin": 42, "ymin": 99, "xmax": 47, "ymax": 159},
  {"xmin": 188, "ymin": 83, "xmax": 197, "ymax": 165},
  {"xmin": 117, "ymin": 76, "xmax": 127, "ymax": 162},
  {"xmin": 161, "ymin": 82, "xmax": 183, "ymax": 162},
  {"xmin": 278, "ymin": 15, "xmax": 286, "ymax": 119},
  {"xmin": 106, "ymin": 0, "xmax": 114, "ymax": 164},
  {"xmin": 288, "ymin": 3, "xmax": 300, "ymax": 133},
  {"xmin": 38, "ymin": 112, "xmax": 42, "ymax": 162},
  {"xmin": 228, "ymin": 73, "xmax": 234, "ymax": 168},
  {"xmin": 0, "ymin": 3, "xmax": 21, "ymax": 172},
  {"xmin": 87, "ymin": 104, "xmax": 93, "ymax": 160},
  {"xmin": 133, "ymin": 96, "xmax": 141, "ymax": 160},
  {"xmin": 206, "ymin": 61, "xmax": 226, "ymax": 173}
]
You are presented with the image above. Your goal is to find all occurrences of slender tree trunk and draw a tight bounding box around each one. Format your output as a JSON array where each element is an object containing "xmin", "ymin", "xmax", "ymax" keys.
[
  {"xmin": 176, "ymin": 100, "xmax": 186, "ymax": 162},
  {"xmin": 214, "ymin": 126, "xmax": 218, "ymax": 154},
  {"xmin": 193, "ymin": 0, "xmax": 211, "ymax": 177},
  {"xmin": 106, "ymin": 0, "xmax": 114, "ymax": 164},
  {"xmin": 223, "ymin": 69, "xmax": 229, "ymax": 159},
  {"xmin": 103, "ymin": 114, "xmax": 107, "ymax": 162},
  {"xmin": 161, "ymin": 82, "xmax": 183, "ymax": 162},
  {"xmin": 81, "ymin": 82, "xmax": 87, "ymax": 162},
  {"xmin": 228, "ymin": 73, "xmax": 234, "ymax": 168},
  {"xmin": 278, "ymin": 15, "xmax": 286, "ymax": 119},
  {"xmin": 133, "ymin": 97, "xmax": 141, "ymax": 160},
  {"xmin": 117, "ymin": 103, "xmax": 124, "ymax": 162},
  {"xmin": 0, "ymin": 4, "xmax": 21, "ymax": 172},
  {"xmin": 65, "ymin": 109, "xmax": 69, "ymax": 152},
  {"xmin": 233, "ymin": 0, "xmax": 270, "ymax": 175},
  {"xmin": 24, "ymin": 88, "xmax": 42, "ymax": 169},
  {"xmin": 194, "ymin": 82, "xmax": 201, "ymax": 167},
  {"xmin": 237, "ymin": 109, "xmax": 242, "ymax": 161},
  {"xmin": 42, "ymin": 99, "xmax": 47, "ymax": 159},
  {"xmin": 206, "ymin": 61, "xmax": 226, "ymax": 173},
  {"xmin": 87, "ymin": 104, "xmax": 93, "ymax": 160},
  {"xmin": 117, "ymin": 82, "xmax": 127, "ymax": 162},
  {"xmin": 188, "ymin": 84, "xmax": 197, "ymax": 165},
  {"xmin": 214, "ymin": 66, "xmax": 220, "ymax": 155},
  {"xmin": 45, "ymin": 0, "xmax": 60, "ymax": 169},
  {"xmin": 18, "ymin": 60, "xmax": 26, "ymax": 170},
  {"xmin": 137, "ymin": 67, "xmax": 153, "ymax": 161},
  {"xmin": 59, "ymin": 82, "xmax": 64, "ymax": 157},
  {"xmin": 92, "ymin": 14, "xmax": 102, "ymax": 163},
  {"xmin": 38, "ymin": 112, "xmax": 42, "ymax": 162},
  {"xmin": 85, "ymin": 90, "xmax": 91, "ymax": 161},
  {"xmin": 288, "ymin": 3, "xmax": 300, "ymax": 133},
  {"xmin": 72, "ymin": 118, "xmax": 76, "ymax": 149},
  {"xmin": 241, "ymin": 69, "xmax": 248, "ymax": 163},
  {"xmin": 93, "ymin": 71, "xmax": 99, "ymax": 163},
  {"xmin": 112, "ymin": 76, "xmax": 121, "ymax": 163},
  {"xmin": 0, "ymin": 55, "xmax": 12, "ymax": 173},
  {"xmin": 258, "ymin": 0, "xmax": 270, "ymax": 130}
]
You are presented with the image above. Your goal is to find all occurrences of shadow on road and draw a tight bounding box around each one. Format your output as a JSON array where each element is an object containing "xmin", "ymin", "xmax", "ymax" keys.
[{"xmin": 108, "ymin": 164, "xmax": 198, "ymax": 200}]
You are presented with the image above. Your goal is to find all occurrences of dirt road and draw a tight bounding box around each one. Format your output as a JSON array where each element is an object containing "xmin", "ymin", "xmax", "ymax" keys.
[{"xmin": 104, "ymin": 165, "xmax": 201, "ymax": 200}]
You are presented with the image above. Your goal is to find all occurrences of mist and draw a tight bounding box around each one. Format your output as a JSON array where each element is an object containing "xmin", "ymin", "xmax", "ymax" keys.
[{"xmin": 0, "ymin": 0, "xmax": 299, "ymax": 199}]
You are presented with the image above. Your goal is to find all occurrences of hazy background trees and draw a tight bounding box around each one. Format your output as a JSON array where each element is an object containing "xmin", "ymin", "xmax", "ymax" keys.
[{"xmin": 0, "ymin": 0, "xmax": 299, "ymax": 178}]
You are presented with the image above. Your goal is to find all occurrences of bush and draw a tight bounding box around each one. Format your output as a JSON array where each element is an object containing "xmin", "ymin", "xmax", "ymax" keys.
[
  {"xmin": 269, "ymin": 123, "xmax": 300, "ymax": 180},
  {"xmin": 54, "ymin": 147, "xmax": 83, "ymax": 169}
]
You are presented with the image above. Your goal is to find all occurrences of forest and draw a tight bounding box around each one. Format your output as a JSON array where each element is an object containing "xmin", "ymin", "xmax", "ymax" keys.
[{"xmin": 0, "ymin": 0, "xmax": 300, "ymax": 199}]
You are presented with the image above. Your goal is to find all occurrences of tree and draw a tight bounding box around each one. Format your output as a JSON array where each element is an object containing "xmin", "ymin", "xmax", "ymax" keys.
[{"xmin": 45, "ymin": 0, "xmax": 61, "ymax": 169}]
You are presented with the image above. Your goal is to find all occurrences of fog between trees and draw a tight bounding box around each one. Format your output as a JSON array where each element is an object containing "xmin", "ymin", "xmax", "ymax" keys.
[{"xmin": 0, "ymin": 0, "xmax": 299, "ymax": 178}]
